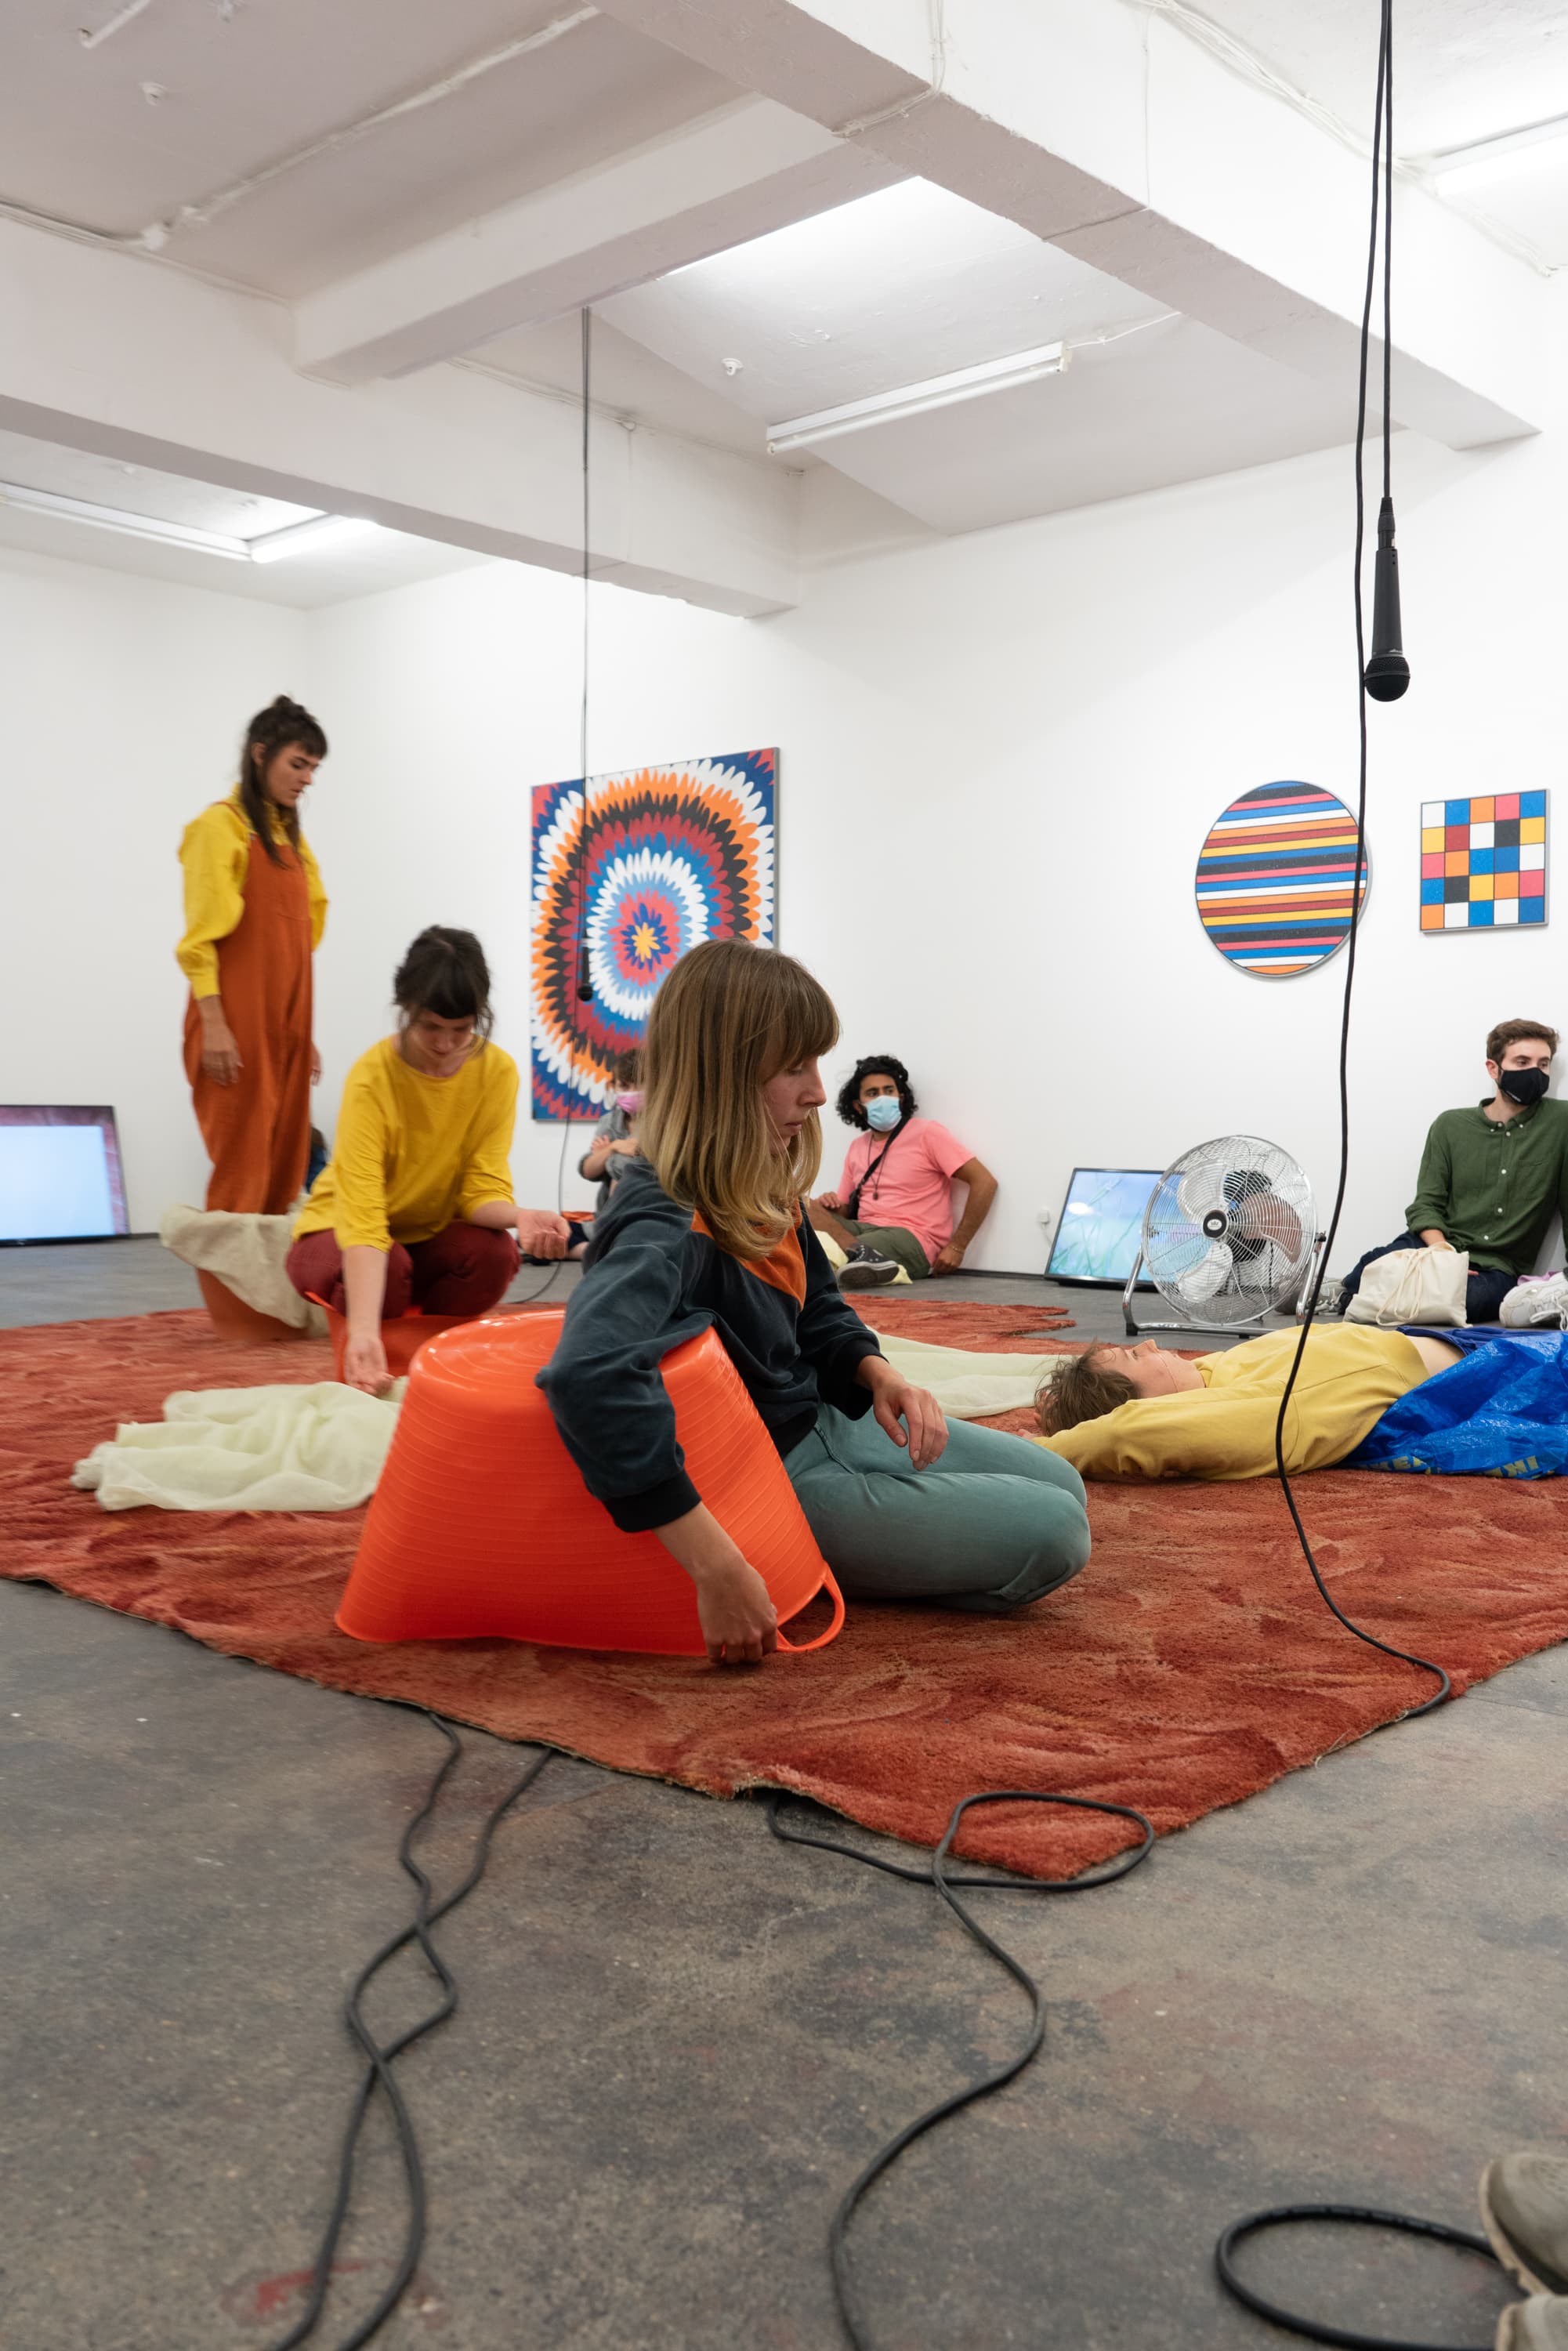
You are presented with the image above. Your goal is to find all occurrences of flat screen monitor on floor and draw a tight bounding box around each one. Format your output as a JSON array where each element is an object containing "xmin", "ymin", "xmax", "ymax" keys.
[
  {"xmin": 1046, "ymin": 1167, "xmax": 1162, "ymax": 1288},
  {"xmin": 0, "ymin": 1107, "xmax": 129, "ymax": 1243}
]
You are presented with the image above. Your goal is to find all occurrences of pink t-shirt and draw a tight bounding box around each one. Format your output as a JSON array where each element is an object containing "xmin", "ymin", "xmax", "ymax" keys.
[{"xmin": 837, "ymin": 1118, "xmax": 973, "ymax": 1265}]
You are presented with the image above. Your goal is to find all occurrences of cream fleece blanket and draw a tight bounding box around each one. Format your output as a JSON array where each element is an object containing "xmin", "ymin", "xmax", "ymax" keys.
[
  {"xmin": 73, "ymin": 1380, "xmax": 406, "ymax": 1513},
  {"xmin": 70, "ymin": 1337, "xmax": 1062, "ymax": 1514}
]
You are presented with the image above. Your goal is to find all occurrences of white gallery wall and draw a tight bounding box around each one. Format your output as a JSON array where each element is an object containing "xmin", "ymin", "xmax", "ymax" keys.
[
  {"xmin": 0, "ymin": 545, "xmax": 305, "ymax": 1230},
  {"xmin": 302, "ymin": 389, "xmax": 1568, "ymax": 1275},
  {"xmin": 12, "ymin": 323, "xmax": 1568, "ymax": 1270}
]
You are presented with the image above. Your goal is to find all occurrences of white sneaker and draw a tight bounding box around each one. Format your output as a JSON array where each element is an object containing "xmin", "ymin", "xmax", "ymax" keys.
[{"xmin": 1499, "ymin": 1273, "xmax": 1568, "ymax": 1329}]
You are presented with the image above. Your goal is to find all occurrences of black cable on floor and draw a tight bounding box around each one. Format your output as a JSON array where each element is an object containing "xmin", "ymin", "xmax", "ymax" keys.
[
  {"xmin": 262, "ymin": 1716, "xmax": 550, "ymax": 2351},
  {"xmin": 767, "ymin": 1788, "xmax": 1155, "ymax": 2351},
  {"xmin": 1215, "ymin": 2204, "xmax": 1502, "ymax": 2351},
  {"xmin": 1268, "ymin": 0, "xmax": 1449, "ymax": 1722}
]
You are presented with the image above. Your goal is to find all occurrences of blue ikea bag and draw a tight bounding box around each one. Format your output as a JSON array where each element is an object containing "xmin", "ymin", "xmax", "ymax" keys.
[{"xmin": 1345, "ymin": 1328, "xmax": 1568, "ymax": 1479}]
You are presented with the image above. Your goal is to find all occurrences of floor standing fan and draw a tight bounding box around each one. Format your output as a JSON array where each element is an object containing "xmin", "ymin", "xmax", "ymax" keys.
[{"xmin": 1122, "ymin": 1136, "xmax": 1321, "ymax": 1338}]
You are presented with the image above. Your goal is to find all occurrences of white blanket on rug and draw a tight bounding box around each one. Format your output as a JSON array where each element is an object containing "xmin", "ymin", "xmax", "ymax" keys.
[
  {"xmin": 72, "ymin": 1380, "xmax": 406, "ymax": 1513},
  {"xmin": 70, "ymin": 1337, "xmax": 1062, "ymax": 1513}
]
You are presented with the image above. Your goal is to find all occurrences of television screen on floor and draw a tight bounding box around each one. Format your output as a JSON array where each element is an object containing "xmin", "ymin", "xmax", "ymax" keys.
[
  {"xmin": 1046, "ymin": 1167, "xmax": 1161, "ymax": 1287},
  {"xmin": 0, "ymin": 1107, "xmax": 129, "ymax": 1243}
]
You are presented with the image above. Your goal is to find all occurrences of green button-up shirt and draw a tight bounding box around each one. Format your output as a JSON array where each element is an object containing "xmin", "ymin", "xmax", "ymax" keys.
[{"xmin": 1405, "ymin": 1096, "xmax": 1568, "ymax": 1273}]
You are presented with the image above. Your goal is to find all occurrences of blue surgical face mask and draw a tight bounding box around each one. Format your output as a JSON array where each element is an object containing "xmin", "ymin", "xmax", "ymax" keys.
[{"xmin": 865, "ymin": 1096, "xmax": 903, "ymax": 1133}]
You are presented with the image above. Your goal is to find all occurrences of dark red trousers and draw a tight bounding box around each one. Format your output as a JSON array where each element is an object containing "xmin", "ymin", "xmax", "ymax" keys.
[{"xmin": 286, "ymin": 1222, "xmax": 520, "ymax": 1318}]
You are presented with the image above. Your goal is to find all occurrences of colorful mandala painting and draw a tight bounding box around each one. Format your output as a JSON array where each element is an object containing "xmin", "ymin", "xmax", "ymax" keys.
[
  {"xmin": 531, "ymin": 750, "xmax": 777, "ymax": 1120},
  {"xmin": 1194, "ymin": 781, "xmax": 1368, "ymax": 978},
  {"xmin": 1420, "ymin": 792, "xmax": 1546, "ymax": 931}
]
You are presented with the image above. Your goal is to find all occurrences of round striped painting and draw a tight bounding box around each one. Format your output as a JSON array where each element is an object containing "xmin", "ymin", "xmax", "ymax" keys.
[{"xmin": 1194, "ymin": 781, "xmax": 1368, "ymax": 979}]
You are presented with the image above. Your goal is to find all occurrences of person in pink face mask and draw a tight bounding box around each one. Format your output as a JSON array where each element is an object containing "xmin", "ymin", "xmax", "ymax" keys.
[{"xmin": 579, "ymin": 1049, "xmax": 645, "ymax": 1215}]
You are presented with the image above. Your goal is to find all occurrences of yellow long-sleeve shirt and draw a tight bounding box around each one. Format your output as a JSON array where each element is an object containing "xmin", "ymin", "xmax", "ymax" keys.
[
  {"xmin": 177, "ymin": 792, "xmax": 328, "ymax": 998},
  {"xmin": 1039, "ymin": 1324, "xmax": 1433, "ymax": 1481},
  {"xmin": 294, "ymin": 1036, "xmax": 518, "ymax": 1253}
]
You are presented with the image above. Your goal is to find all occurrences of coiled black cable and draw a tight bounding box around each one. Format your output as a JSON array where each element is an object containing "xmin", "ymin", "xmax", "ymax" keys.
[
  {"xmin": 767, "ymin": 1788, "xmax": 1155, "ymax": 2351},
  {"xmin": 261, "ymin": 1717, "xmax": 549, "ymax": 2351},
  {"xmin": 1215, "ymin": 2204, "xmax": 1502, "ymax": 2351}
]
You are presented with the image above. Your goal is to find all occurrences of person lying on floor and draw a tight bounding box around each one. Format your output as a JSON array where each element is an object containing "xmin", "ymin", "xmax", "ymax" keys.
[
  {"xmin": 538, "ymin": 938, "xmax": 1090, "ymax": 1666},
  {"xmin": 287, "ymin": 926, "xmax": 571, "ymax": 1395},
  {"xmin": 1034, "ymin": 1323, "xmax": 1568, "ymax": 1480}
]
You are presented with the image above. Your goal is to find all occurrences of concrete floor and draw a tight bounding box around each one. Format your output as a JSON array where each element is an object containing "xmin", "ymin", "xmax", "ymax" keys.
[{"xmin": 3, "ymin": 1240, "xmax": 1563, "ymax": 2351}]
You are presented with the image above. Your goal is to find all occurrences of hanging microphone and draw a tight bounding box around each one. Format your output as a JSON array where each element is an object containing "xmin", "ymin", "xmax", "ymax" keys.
[
  {"xmin": 576, "ymin": 943, "xmax": 593, "ymax": 1001},
  {"xmin": 1363, "ymin": 494, "xmax": 1410, "ymax": 701}
]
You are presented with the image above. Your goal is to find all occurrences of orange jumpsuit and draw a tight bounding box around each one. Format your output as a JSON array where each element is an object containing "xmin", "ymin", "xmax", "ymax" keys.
[{"xmin": 181, "ymin": 828, "xmax": 317, "ymax": 1213}]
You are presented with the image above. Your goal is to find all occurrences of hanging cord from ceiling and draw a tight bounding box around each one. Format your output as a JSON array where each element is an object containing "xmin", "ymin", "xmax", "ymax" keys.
[
  {"xmin": 1121, "ymin": 0, "xmax": 1558, "ymax": 276},
  {"xmin": 511, "ymin": 303, "xmax": 598, "ymax": 1308},
  {"xmin": 1218, "ymin": 19, "xmax": 1490, "ymax": 2339},
  {"xmin": 5, "ymin": 8, "xmax": 598, "ymax": 258}
]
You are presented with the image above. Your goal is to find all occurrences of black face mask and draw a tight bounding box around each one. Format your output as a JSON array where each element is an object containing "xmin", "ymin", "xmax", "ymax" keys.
[{"xmin": 1498, "ymin": 1067, "xmax": 1550, "ymax": 1107}]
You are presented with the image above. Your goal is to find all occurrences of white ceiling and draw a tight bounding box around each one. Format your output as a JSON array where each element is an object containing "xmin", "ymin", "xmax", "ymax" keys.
[
  {"xmin": 5, "ymin": 0, "xmax": 736, "ymax": 293},
  {"xmin": 1198, "ymin": 0, "xmax": 1568, "ymax": 265},
  {"xmin": 0, "ymin": 0, "xmax": 1559, "ymax": 604}
]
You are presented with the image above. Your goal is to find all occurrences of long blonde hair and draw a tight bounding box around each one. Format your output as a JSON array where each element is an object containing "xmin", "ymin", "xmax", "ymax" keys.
[{"xmin": 641, "ymin": 940, "xmax": 838, "ymax": 1260}]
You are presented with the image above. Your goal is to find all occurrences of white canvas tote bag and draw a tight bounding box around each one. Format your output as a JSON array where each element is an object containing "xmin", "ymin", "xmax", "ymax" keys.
[{"xmin": 1345, "ymin": 1245, "xmax": 1469, "ymax": 1327}]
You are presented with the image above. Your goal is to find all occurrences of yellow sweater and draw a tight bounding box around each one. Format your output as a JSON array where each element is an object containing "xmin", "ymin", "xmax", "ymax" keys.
[
  {"xmin": 295, "ymin": 1037, "xmax": 519, "ymax": 1253},
  {"xmin": 1039, "ymin": 1324, "xmax": 1432, "ymax": 1481},
  {"xmin": 177, "ymin": 792, "xmax": 328, "ymax": 998}
]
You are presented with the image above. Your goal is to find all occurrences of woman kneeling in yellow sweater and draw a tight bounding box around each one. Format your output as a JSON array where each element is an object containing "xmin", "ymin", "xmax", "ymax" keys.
[
  {"xmin": 1035, "ymin": 1324, "xmax": 1464, "ymax": 1481},
  {"xmin": 288, "ymin": 927, "xmax": 570, "ymax": 1394}
]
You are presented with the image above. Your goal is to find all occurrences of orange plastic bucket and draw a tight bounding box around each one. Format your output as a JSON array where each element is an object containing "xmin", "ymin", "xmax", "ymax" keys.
[
  {"xmin": 337, "ymin": 1308, "xmax": 845, "ymax": 1657},
  {"xmin": 312, "ymin": 1297, "xmax": 481, "ymax": 1385},
  {"xmin": 197, "ymin": 1268, "xmax": 306, "ymax": 1344}
]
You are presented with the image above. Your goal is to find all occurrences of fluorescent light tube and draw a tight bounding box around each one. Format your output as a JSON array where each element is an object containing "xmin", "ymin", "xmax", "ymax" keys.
[
  {"xmin": 766, "ymin": 340, "xmax": 1069, "ymax": 455},
  {"xmin": 0, "ymin": 480, "xmax": 252, "ymax": 558},
  {"xmin": 247, "ymin": 514, "xmax": 382, "ymax": 563},
  {"xmin": 1421, "ymin": 111, "xmax": 1568, "ymax": 187}
]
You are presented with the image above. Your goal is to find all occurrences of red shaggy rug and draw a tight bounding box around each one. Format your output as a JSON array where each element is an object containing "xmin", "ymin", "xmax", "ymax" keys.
[{"xmin": 5, "ymin": 1302, "xmax": 1567, "ymax": 1879}]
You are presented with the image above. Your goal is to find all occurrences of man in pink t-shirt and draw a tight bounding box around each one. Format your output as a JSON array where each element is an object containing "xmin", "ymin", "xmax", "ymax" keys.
[{"xmin": 806, "ymin": 1054, "xmax": 998, "ymax": 1291}]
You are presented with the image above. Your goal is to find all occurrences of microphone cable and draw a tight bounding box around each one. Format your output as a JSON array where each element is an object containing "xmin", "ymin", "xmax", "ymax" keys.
[
  {"xmin": 1267, "ymin": 0, "xmax": 1449, "ymax": 1722},
  {"xmin": 513, "ymin": 302, "xmax": 598, "ymax": 1308},
  {"xmin": 1215, "ymin": 13, "xmax": 1508, "ymax": 2346}
]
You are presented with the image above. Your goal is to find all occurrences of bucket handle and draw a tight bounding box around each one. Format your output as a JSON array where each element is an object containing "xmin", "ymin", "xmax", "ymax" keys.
[{"xmin": 775, "ymin": 1566, "xmax": 846, "ymax": 1654}]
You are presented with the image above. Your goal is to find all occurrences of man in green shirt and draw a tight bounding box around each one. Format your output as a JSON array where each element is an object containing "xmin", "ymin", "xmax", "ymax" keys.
[{"xmin": 1334, "ymin": 1019, "xmax": 1568, "ymax": 1324}]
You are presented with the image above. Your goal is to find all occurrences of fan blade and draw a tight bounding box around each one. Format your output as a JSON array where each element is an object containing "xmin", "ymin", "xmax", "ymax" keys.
[
  {"xmin": 1230, "ymin": 1191, "xmax": 1305, "ymax": 1262},
  {"xmin": 1176, "ymin": 1165, "xmax": 1228, "ymax": 1221},
  {"xmin": 1173, "ymin": 1243, "xmax": 1233, "ymax": 1304}
]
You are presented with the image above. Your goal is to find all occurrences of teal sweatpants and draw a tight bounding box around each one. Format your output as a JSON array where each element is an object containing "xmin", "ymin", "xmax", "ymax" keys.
[{"xmin": 782, "ymin": 1404, "xmax": 1090, "ymax": 1614}]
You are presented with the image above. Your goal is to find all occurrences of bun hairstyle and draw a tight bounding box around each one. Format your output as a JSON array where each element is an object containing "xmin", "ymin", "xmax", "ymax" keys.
[
  {"xmin": 835, "ymin": 1054, "xmax": 917, "ymax": 1131},
  {"xmin": 239, "ymin": 694, "xmax": 328, "ymax": 864},
  {"xmin": 393, "ymin": 926, "xmax": 494, "ymax": 1042}
]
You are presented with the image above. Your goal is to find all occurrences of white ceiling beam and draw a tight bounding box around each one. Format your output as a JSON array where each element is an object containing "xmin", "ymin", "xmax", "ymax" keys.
[
  {"xmin": 295, "ymin": 97, "xmax": 900, "ymax": 386},
  {"xmin": 0, "ymin": 216, "xmax": 798, "ymax": 616},
  {"xmin": 592, "ymin": 0, "xmax": 1546, "ymax": 447}
]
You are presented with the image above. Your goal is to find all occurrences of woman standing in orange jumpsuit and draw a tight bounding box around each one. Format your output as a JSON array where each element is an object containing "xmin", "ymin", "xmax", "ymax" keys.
[{"xmin": 177, "ymin": 696, "xmax": 329, "ymax": 1212}]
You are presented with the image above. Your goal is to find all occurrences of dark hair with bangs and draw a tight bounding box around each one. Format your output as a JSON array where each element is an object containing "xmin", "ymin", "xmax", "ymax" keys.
[
  {"xmin": 239, "ymin": 695, "xmax": 328, "ymax": 866},
  {"xmin": 393, "ymin": 928, "xmax": 494, "ymax": 1041}
]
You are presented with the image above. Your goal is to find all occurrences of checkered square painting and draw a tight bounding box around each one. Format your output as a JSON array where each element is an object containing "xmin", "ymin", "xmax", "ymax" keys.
[{"xmin": 1420, "ymin": 793, "xmax": 1547, "ymax": 932}]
